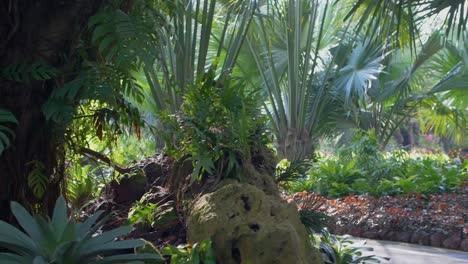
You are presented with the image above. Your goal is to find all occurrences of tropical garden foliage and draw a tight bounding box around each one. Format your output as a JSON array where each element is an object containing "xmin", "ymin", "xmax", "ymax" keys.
[{"xmin": 0, "ymin": 0, "xmax": 467, "ymax": 262}]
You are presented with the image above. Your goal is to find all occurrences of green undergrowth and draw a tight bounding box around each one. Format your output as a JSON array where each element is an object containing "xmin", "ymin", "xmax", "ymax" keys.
[{"xmin": 286, "ymin": 131, "xmax": 468, "ymax": 198}]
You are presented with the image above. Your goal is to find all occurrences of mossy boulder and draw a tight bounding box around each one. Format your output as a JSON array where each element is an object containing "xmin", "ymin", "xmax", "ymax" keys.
[
  {"xmin": 187, "ymin": 183, "xmax": 322, "ymax": 264},
  {"xmin": 152, "ymin": 202, "xmax": 179, "ymax": 230},
  {"xmin": 110, "ymin": 168, "xmax": 147, "ymax": 205}
]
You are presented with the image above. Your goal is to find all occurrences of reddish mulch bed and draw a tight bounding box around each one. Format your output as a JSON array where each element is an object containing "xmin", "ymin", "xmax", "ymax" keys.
[{"xmin": 318, "ymin": 184, "xmax": 468, "ymax": 251}]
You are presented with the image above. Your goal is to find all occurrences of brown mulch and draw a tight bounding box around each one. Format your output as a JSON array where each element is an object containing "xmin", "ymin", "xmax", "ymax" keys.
[{"xmin": 287, "ymin": 183, "xmax": 468, "ymax": 251}]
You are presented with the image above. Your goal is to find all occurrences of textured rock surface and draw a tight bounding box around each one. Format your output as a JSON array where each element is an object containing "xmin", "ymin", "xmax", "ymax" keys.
[
  {"xmin": 110, "ymin": 170, "xmax": 147, "ymax": 205},
  {"xmin": 394, "ymin": 231, "xmax": 411, "ymax": 243},
  {"xmin": 410, "ymin": 231, "xmax": 430, "ymax": 246},
  {"xmin": 461, "ymin": 238, "xmax": 468, "ymax": 252},
  {"xmin": 362, "ymin": 231, "xmax": 380, "ymax": 239},
  {"xmin": 187, "ymin": 183, "xmax": 322, "ymax": 264},
  {"xmin": 430, "ymin": 233, "xmax": 445, "ymax": 247},
  {"xmin": 442, "ymin": 235, "xmax": 462, "ymax": 250}
]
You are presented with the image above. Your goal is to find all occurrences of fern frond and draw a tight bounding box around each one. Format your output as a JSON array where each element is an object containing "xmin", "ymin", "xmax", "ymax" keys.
[{"xmin": 89, "ymin": 9, "xmax": 162, "ymax": 68}]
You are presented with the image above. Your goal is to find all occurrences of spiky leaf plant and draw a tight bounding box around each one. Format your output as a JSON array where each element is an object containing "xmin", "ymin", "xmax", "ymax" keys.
[{"xmin": 0, "ymin": 196, "xmax": 163, "ymax": 264}]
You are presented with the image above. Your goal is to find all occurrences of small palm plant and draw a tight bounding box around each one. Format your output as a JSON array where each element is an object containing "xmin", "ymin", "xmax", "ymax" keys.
[{"xmin": 0, "ymin": 196, "xmax": 163, "ymax": 264}]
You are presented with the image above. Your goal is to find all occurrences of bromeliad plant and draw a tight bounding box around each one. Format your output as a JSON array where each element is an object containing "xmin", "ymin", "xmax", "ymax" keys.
[
  {"xmin": 0, "ymin": 196, "xmax": 163, "ymax": 264},
  {"xmin": 316, "ymin": 229, "xmax": 383, "ymax": 264}
]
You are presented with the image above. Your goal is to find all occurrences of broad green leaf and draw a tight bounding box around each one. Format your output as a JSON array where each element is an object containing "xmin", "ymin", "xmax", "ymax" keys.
[
  {"xmin": 89, "ymin": 253, "xmax": 163, "ymax": 264},
  {"xmin": 81, "ymin": 239, "xmax": 146, "ymax": 258},
  {"xmin": 0, "ymin": 109, "xmax": 18, "ymax": 124},
  {"xmin": 51, "ymin": 196, "xmax": 68, "ymax": 240},
  {"xmin": 0, "ymin": 221, "xmax": 38, "ymax": 255},
  {"xmin": 0, "ymin": 253, "xmax": 34, "ymax": 264},
  {"xmin": 76, "ymin": 210, "xmax": 105, "ymax": 237},
  {"xmin": 80, "ymin": 226, "xmax": 134, "ymax": 251},
  {"xmin": 10, "ymin": 202, "xmax": 44, "ymax": 243},
  {"xmin": 32, "ymin": 256, "xmax": 48, "ymax": 264}
]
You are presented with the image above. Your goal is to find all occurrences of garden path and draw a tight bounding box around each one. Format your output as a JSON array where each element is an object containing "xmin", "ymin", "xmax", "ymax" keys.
[{"xmin": 351, "ymin": 237, "xmax": 468, "ymax": 264}]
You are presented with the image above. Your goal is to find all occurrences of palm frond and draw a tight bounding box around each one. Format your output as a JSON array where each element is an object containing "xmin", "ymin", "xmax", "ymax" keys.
[
  {"xmin": 334, "ymin": 40, "xmax": 385, "ymax": 104},
  {"xmin": 336, "ymin": 0, "xmax": 467, "ymax": 48},
  {"xmin": 419, "ymin": 95, "xmax": 467, "ymax": 144}
]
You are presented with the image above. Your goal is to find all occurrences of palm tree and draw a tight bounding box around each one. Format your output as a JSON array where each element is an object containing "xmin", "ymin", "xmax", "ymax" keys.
[
  {"xmin": 243, "ymin": 0, "xmax": 466, "ymax": 159},
  {"xmin": 245, "ymin": 0, "xmax": 386, "ymax": 161}
]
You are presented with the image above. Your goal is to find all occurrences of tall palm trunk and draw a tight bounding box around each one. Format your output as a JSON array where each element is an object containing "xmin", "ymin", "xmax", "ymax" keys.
[{"xmin": 0, "ymin": 0, "xmax": 103, "ymax": 221}]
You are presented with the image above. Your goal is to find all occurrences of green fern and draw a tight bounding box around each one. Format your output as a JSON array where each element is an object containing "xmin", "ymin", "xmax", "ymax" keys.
[
  {"xmin": 66, "ymin": 164, "xmax": 102, "ymax": 209},
  {"xmin": 0, "ymin": 108, "xmax": 18, "ymax": 156},
  {"xmin": 42, "ymin": 62, "xmax": 144, "ymax": 124},
  {"xmin": 88, "ymin": 9, "xmax": 160, "ymax": 67},
  {"xmin": 1, "ymin": 60, "xmax": 57, "ymax": 82},
  {"xmin": 26, "ymin": 160, "xmax": 48, "ymax": 199}
]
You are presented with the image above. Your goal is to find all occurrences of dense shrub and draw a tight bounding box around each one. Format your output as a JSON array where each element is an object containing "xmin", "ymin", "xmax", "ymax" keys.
[{"xmin": 288, "ymin": 131, "xmax": 468, "ymax": 197}]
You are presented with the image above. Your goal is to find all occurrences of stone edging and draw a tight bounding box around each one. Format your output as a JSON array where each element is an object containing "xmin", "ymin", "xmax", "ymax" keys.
[{"xmin": 329, "ymin": 225, "xmax": 468, "ymax": 252}]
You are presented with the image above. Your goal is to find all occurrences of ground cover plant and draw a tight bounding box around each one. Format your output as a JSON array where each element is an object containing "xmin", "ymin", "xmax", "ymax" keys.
[
  {"xmin": 287, "ymin": 131, "xmax": 468, "ymax": 198},
  {"xmin": 160, "ymin": 240, "xmax": 216, "ymax": 264}
]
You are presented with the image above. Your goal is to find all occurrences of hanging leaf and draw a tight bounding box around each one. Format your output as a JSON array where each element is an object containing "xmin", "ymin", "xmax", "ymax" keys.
[
  {"xmin": 26, "ymin": 160, "xmax": 48, "ymax": 199},
  {"xmin": 1, "ymin": 60, "xmax": 57, "ymax": 82},
  {"xmin": 0, "ymin": 108, "xmax": 18, "ymax": 156}
]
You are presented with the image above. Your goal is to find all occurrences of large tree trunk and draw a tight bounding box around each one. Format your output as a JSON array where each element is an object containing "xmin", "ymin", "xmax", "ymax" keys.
[{"xmin": 0, "ymin": 0, "xmax": 102, "ymax": 221}]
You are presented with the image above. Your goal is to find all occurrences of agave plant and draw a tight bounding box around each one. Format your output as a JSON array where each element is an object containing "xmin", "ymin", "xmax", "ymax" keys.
[{"xmin": 0, "ymin": 196, "xmax": 163, "ymax": 264}]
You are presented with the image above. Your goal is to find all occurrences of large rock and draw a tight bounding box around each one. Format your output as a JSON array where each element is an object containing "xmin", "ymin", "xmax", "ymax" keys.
[
  {"xmin": 110, "ymin": 169, "xmax": 147, "ymax": 205},
  {"xmin": 430, "ymin": 233, "xmax": 445, "ymax": 247},
  {"xmin": 461, "ymin": 238, "xmax": 468, "ymax": 252},
  {"xmin": 410, "ymin": 231, "xmax": 430, "ymax": 246},
  {"xmin": 394, "ymin": 231, "xmax": 411, "ymax": 243},
  {"xmin": 442, "ymin": 235, "xmax": 462, "ymax": 250},
  {"xmin": 187, "ymin": 183, "xmax": 322, "ymax": 264}
]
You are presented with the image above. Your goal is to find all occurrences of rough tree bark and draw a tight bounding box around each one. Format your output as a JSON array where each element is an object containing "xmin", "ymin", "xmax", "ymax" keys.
[{"xmin": 0, "ymin": 0, "xmax": 103, "ymax": 221}]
